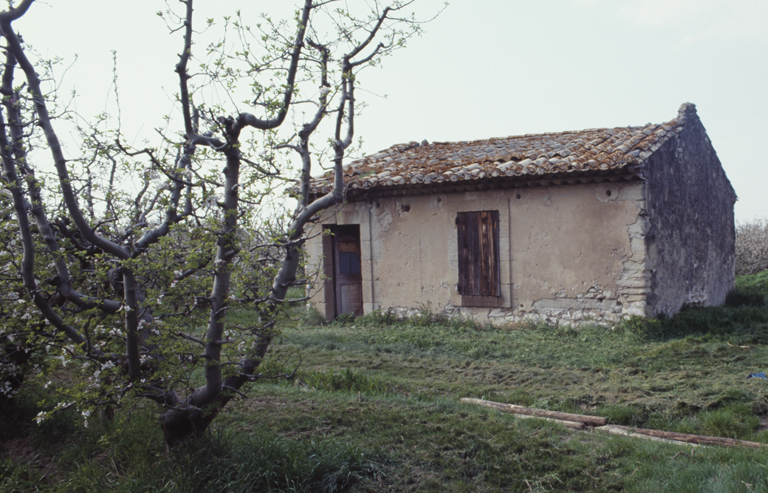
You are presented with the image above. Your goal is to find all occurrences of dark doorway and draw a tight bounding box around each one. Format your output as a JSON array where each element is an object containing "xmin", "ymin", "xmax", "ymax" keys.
[{"xmin": 330, "ymin": 225, "xmax": 363, "ymax": 317}]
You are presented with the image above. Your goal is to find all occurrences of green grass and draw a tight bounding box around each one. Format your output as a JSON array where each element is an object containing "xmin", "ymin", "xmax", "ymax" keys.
[
  {"xmin": 735, "ymin": 270, "xmax": 768, "ymax": 297},
  {"xmin": 5, "ymin": 273, "xmax": 768, "ymax": 491}
]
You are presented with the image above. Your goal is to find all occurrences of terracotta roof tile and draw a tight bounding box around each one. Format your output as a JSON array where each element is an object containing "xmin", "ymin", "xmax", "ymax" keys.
[{"xmin": 309, "ymin": 103, "xmax": 695, "ymax": 195}]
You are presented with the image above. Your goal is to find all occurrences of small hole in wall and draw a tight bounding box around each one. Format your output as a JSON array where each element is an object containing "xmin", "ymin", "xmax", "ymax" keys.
[
  {"xmin": 516, "ymin": 193, "xmax": 522, "ymax": 200},
  {"xmin": 401, "ymin": 204, "xmax": 411, "ymax": 212},
  {"xmin": 606, "ymin": 190, "xmax": 612, "ymax": 197},
  {"xmin": 437, "ymin": 197, "xmax": 442, "ymax": 204},
  {"xmin": 375, "ymin": 201, "xmax": 380, "ymax": 208}
]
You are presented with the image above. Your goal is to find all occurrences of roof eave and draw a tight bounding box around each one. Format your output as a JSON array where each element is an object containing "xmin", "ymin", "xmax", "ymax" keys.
[{"xmin": 309, "ymin": 164, "xmax": 646, "ymax": 202}]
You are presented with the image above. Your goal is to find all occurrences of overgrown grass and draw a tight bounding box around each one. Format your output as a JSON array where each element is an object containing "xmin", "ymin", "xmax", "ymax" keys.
[
  {"xmin": 290, "ymin": 367, "xmax": 391, "ymax": 395},
  {"xmin": 5, "ymin": 272, "xmax": 768, "ymax": 491},
  {"xmin": 732, "ymin": 270, "xmax": 768, "ymax": 306},
  {"xmin": 1, "ymin": 402, "xmax": 382, "ymax": 493},
  {"xmin": 275, "ymin": 306, "xmax": 768, "ymax": 444}
]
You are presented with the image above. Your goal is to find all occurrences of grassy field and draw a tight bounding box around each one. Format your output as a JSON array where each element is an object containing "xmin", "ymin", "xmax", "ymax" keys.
[{"xmin": 3, "ymin": 272, "xmax": 768, "ymax": 492}]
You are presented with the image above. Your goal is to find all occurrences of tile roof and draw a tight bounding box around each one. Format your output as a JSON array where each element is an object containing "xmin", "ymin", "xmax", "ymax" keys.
[{"xmin": 309, "ymin": 103, "xmax": 696, "ymax": 196}]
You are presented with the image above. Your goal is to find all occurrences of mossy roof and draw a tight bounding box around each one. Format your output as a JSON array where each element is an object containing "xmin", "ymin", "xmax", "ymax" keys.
[{"xmin": 309, "ymin": 103, "xmax": 699, "ymax": 198}]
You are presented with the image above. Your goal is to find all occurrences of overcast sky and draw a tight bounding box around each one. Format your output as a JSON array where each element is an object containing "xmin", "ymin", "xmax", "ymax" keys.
[{"xmin": 14, "ymin": 0, "xmax": 768, "ymax": 221}]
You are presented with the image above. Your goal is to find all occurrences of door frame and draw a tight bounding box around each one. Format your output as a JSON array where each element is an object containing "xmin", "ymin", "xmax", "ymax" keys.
[{"xmin": 324, "ymin": 224, "xmax": 363, "ymax": 317}]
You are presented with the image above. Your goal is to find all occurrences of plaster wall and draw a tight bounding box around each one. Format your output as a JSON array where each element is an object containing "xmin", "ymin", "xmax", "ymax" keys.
[
  {"xmin": 502, "ymin": 182, "xmax": 648, "ymax": 324},
  {"xmin": 307, "ymin": 181, "xmax": 650, "ymax": 325}
]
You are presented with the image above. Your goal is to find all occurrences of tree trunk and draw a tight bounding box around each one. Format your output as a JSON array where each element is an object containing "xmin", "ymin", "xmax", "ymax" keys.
[
  {"xmin": 158, "ymin": 371, "xmax": 252, "ymax": 447},
  {"xmin": 159, "ymin": 406, "xmax": 219, "ymax": 448}
]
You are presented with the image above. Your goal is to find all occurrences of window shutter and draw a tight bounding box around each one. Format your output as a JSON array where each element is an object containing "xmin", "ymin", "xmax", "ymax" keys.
[{"xmin": 457, "ymin": 211, "xmax": 500, "ymax": 297}]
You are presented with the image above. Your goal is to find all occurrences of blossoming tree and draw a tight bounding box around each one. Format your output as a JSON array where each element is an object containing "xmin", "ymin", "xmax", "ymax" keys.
[{"xmin": 0, "ymin": 0, "xmax": 427, "ymax": 446}]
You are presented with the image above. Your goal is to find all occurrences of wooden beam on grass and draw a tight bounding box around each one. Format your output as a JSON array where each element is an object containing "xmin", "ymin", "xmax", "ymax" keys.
[
  {"xmin": 599, "ymin": 425, "xmax": 767, "ymax": 449},
  {"xmin": 460, "ymin": 398, "xmax": 607, "ymax": 426},
  {"xmin": 596, "ymin": 425, "xmax": 701, "ymax": 447},
  {"xmin": 461, "ymin": 398, "xmax": 768, "ymax": 449}
]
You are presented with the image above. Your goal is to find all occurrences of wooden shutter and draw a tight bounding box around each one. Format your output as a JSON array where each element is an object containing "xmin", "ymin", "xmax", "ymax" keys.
[{"xmin": 457, "ymin": 211, "xmax": 500, "ymax": 297}]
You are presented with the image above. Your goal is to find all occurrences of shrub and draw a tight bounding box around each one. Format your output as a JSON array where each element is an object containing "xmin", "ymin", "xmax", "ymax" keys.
[{"xmin": 735, "ymin": 218, "xmax": 768, "ymax": 275}]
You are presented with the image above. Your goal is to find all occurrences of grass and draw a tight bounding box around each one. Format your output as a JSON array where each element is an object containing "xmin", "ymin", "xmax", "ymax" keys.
[{"xmin": 3, "ymin": 273, "xmax": 768, "ymax": 491}]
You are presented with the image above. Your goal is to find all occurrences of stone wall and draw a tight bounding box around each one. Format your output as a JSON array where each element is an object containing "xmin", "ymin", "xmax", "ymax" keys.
[{"xmin": 643, "ymin": 103, "xmax": 737, "ymax": 316}]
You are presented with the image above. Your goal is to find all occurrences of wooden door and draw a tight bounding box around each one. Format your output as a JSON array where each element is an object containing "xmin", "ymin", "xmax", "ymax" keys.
[{"xmin": 333, "ymin": 225, "xmax": 363, "ymax": 316}]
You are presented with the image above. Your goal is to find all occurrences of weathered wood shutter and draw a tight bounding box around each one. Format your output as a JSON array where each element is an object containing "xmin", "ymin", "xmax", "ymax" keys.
[{"xmin": 457, "ymin": 211, "xmax": 500, "ymax": 297}]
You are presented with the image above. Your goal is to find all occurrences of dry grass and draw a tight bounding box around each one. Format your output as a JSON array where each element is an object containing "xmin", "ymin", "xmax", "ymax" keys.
[{"xmin": 736, "ymin": 218, "xmax": 768, "ymax": 275}]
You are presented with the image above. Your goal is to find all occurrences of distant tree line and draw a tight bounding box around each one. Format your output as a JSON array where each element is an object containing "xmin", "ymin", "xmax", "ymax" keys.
[{"xmin": 735, "ymin": 218, "xmax": 768, "ymax": 276}]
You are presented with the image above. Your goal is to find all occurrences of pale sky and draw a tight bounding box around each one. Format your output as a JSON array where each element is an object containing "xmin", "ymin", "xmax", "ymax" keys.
[{"xmin": 14, "ymin": 0, "xmax": 768, "ymax": 221}]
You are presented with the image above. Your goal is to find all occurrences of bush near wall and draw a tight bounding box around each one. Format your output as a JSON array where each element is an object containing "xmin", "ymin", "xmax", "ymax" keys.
[{"xmin": 735, "ymin": 218, "xmax": 768, "ymax": 275}]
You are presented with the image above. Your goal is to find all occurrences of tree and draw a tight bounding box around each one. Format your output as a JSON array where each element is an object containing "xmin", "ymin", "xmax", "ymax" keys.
[{"xmin": 0, "ymin": 0, "xmax": 426, "ymax": 446}]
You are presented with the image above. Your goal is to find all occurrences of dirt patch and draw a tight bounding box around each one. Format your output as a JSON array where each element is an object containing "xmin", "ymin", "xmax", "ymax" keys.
[
  {"xmin": 2, "ymin": 437, "xmax": 38, "ymax": 462},
  {"xmin": 1, "ymin": 437, "xmax": 59, "ymax": 482}
]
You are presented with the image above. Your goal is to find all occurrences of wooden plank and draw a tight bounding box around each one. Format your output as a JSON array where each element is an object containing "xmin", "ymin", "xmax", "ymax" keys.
[
  {"xmin": 466, "ymin": 211, "xmax": 479, "ymax": 294},
  {"xmin": 596, "ymin": 426, "xmax": 700, "ymax": 447},
  {"xmin": 605, "ymin": 425, "xmax": 767, "ymax": 449},
  {"xmin": 339, "ymin": 283, "xmax": 362, "ymax": 316},
  {"xmin": 460, "ymin": 398, "xmax": 607, "ymax": 426},
  {"xmin": 456, "ymin": 212, "xmax": 469, "ymax": 295},
  {"xmin": 462, "ymin": 398, "xmax": 767, "ymax": 449},
  {"xmin": 456, "ymin": 211, "xmax": 499, "ymax": 297},
  {"xmin": 484, "ymin": 211, "xmax": 500, "ymax": 296},
  {"xmin": 478, "ymin": 212, "xmax": 490, "ymax": 295}
]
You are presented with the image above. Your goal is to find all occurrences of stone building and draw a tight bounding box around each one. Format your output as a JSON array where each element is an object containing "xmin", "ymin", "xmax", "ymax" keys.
[{"xmin": 305, "ymin": 103, "xmax": 736, "ymax": 325}]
